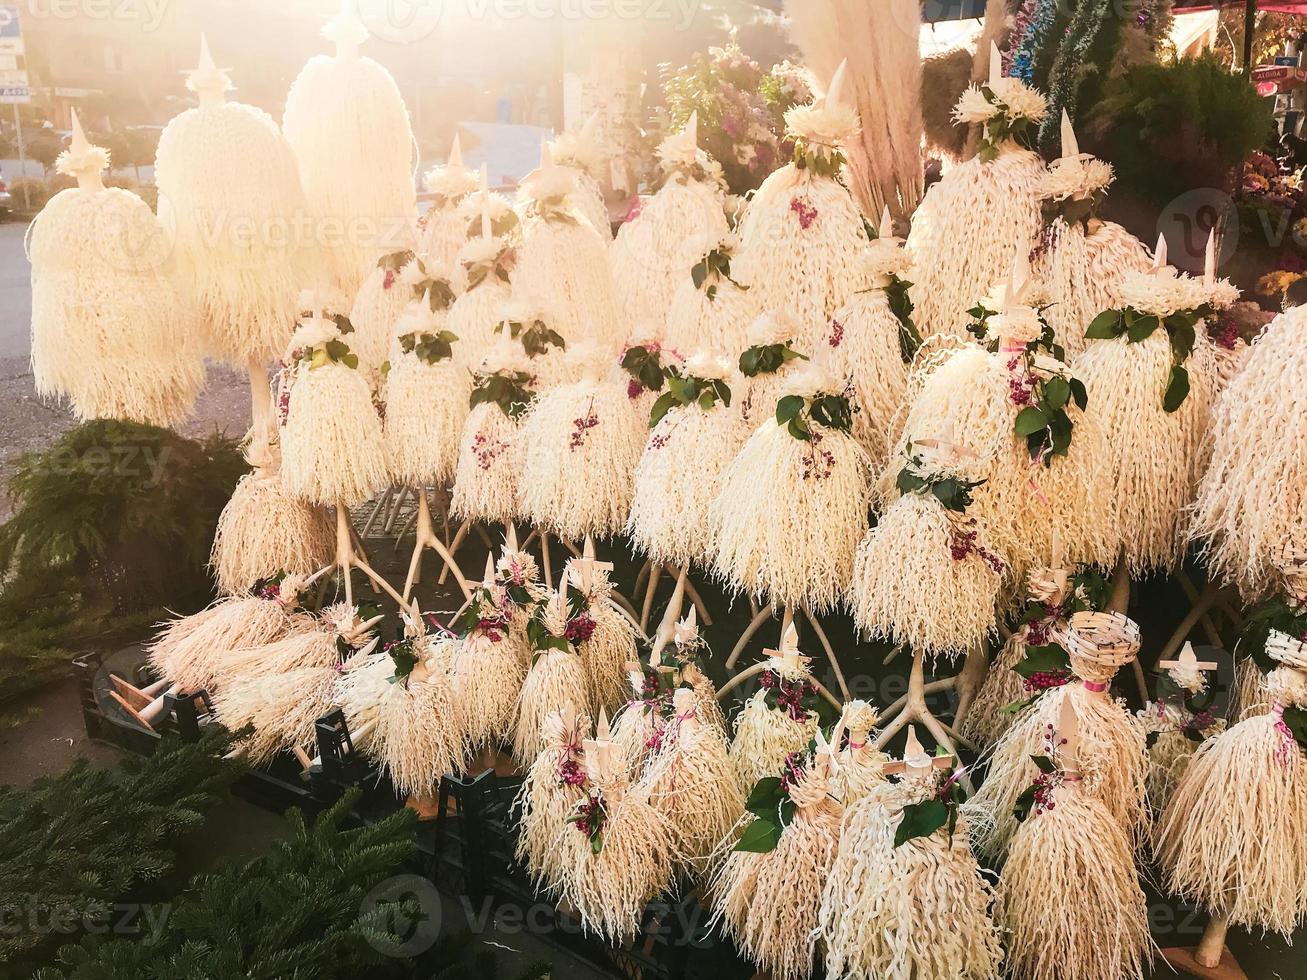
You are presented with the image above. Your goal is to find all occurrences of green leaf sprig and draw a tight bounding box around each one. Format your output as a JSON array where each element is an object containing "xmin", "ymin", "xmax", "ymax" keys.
[
  {"xmin": 734, "ymin": 755, "xmax": 807, "ymax": 853},
  {"xmin": 398, "ymin": 329, "xmax": 459, "ymax": 366},
  {"xmin": 774, "ymin": 390, "xmax": 852, "ymax": 442},
  {"xmin": 469, "ymin": 370, "xmax": 536, "ymax": 420},
  {"xmin": 525, "ymin": 606, "xmax": 573, "ymax": 663},
  {"xmin": 1237, "ymin": 592, "xmax": 1307, "ymax": 675},
  {"xmin": 895, "ymin": 450, "xmax": 985, "ymax": 513},
  {"xmin": 968, "ymin": 303, "xmax": 1087, "ymax": 464},
  {"xmin": 1084, "ymin": 304, "xmax": 1213, "ymax": 412},
  {"xmin": 309, "ymin": 337, "xmax": 359, "ymax": 371},
  {"xmin": 376, "ymin": 249, "xmax": 416, "ymax": 273},
  {"xmin": 792, "ymin": 137, "xmax": 846, "ymax": 177},
  {"xmin": 464, "ymin": 245, "xmax": 515, "ymax": 291},
  {"xmin": 690, "ymin": 245, "xmax": 749, "ymax": 301},
  {"xmin": 648, "ymin": 369, "xmax": 732, "ymax": 428},
  {"xmin": 739, "ymin": 340, "xmax": 808, "ymax": 378},
  {"xmin": 975, "ymin": 88, "xmax": 1039, "ymax": 163},
  {"xmin": 1281, "ymin": 703, "xmax": 1307, "ymax": 755},
  {"xmin": 884, "ymin": 275, "xmax": 921, "ymax": 363},
  {"xmin": 894, "ymin": 758, "xmax": 966, "ymax": 847},
  {"xmin": 496, "ymin": 317, "xmax": 567, "ymax": 358},
  {"xmin": 385, "ymin": 637, "xmax": 419, "ymax": 685},
  {"xmin": 620, "ymin": 344, "xmax": 670, "ymax": 394}
]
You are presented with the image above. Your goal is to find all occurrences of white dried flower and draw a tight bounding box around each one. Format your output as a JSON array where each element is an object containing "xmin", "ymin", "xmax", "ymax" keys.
[
  {"xmin": 455, "ymin": 189, "xmax": 513, "ymax": 223},
  {"xmin": 1039, "ymin": 155, "xmax": 1115, "ymax": 202},
  {"xmin": 784, "ymin": 101, "xmax": 861, "ymax": 150},
  {"xmin": 288, "ymin": 315, "xmax": 339, "ymax": 351},
  {"xmin": 987, "ymin": 305, "xmax": 1044, "ymax": 347},
  {"xmin": 747, "ymin": 309, "xmax": 802, "ymax": 346},
  {"xmin": 953, "ymin": 85, "xmax": 999, "ymax": 125},
  {"xmin": 657, "ymin": 127, "xmax": 701, "ymax": 170},
  {"xmin": 1117, "ymin": 268, "xmax": 1210, "ymax": 318},
  {"xmin": 988, "ymin": 77, "xmax": 1049, "ymax": 121},
  {"xmin": 480, "ymin": 339, "xmax": 533, "ymax": 375},
  {"xmin": 860, "ymin": 239, "xmax": 914, "ymax": 283},
  {"xmin": 782, "ymin": 362, "xmax": 843, "ymax": 399},
  {"xmin": 519, "ymin": 165, "xmax": 577, "ymax": 205},
  {"xmin": 458, "ymin": 234, "xmax": 508, "ymax": 267},
  {"xmin": 1206, "ymin": 278, "xmax": 1241, "ymax": 311},
  {"xmin": 685, "ymin": 350, "xmax": 735, "ymax": 381},
  {"xmin": 423, "ymin": 164, "xmax": 478, "ymax": 200}
]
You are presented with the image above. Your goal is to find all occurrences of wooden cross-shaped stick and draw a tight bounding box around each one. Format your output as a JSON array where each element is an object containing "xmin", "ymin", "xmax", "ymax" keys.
[
  {"xmin": 881, "ymin": 725, "xmax": 956, "ymax": 777},
  {"xmin": 1157, "ymin": 641, "xmax": 1219, "ymax": 676}
]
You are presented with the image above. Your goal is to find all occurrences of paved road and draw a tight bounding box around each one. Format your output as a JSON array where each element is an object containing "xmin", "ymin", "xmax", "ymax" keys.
[{"xmin": 0, "ymin": 220, "xmax": 251, "ymax": 517}]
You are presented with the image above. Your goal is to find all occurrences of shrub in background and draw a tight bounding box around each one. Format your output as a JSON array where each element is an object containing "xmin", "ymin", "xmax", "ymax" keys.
[{"xmin": 0, "ymin": 421, "xmax": 246, "ymax": 724}]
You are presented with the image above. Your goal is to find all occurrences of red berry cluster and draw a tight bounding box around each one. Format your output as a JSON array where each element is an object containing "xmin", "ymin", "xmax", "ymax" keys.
[
  {"xmin": 789, "ymin": 196, "xmax": 819, "ymax": 230},
  {"xmin": 573, "ymin": 795, "xmax": 604, "ymax": 838},
  {"xmin": 569, "ymin": 412, "xmax": 600, "ymax": 451},
  {"xmin": 778, "ymin": 751, "xmax": 807, "ymax": 795},
  {"xmin": 1209, "ymin": 315, "xmax": 1241, "ymax": 351},
  {"xmin": 472, "ymin": 433, "xmax": 508, "ymax": 471},
  {"xmin": 556, "ymin": 758, "xmax": 587, "ymax": 788},
  {"xmin": 1006, "ymin": 356, "xmax": 1034, "ymax": 406},
  {"xmin": 1022, "ymin": 669, "xmax": 1071, "ymax": 692},
  {"xmin": 626, "ymin": 378, "xmax": 644, "ymax": 400},
  {"xmin": 564, "ymin": 613, "xmax": 597, "ymax": 644},
  {"xmin": 949, "ymin": 525, "xmax": 1005, "ymax": 574},
  {"xmin": 474, "ymin": 613, "xmax": 508, "ymax": 643},
  {"xmin": 828, "ymin": 319, "xmax": 845, "ymax": 349},
  {"xmin": 800, "ymin": 431, "xmax": 836, "ymax": 481},
  {"xmin": 383, "ymin": 268, "xmax": 397, "ymax": 290}
]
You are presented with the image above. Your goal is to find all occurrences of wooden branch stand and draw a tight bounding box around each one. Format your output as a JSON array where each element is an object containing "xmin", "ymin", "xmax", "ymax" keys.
[
  {"xmin": 401, "ymin": 487, "xmax": 470, "ymax": 603},
  {"xmin": 720, "ymin": 605, "xmax": 851, "ymax": 703},
  {"xmin": 635, "ymin": 560, "xmax": 713, "ymax": 630},
  {"xmin": 334, "ymin": 502, "xmax": 409, "ymax": 610},
  {"xmin": 1161, "ymin": 915, "xmax": 1248, "ymax": 980}
]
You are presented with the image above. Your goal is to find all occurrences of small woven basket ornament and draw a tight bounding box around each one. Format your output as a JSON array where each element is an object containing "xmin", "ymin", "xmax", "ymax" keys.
[
  {"xmin": 1058, "ymin": 611, "xmax": 1140, "ymax": 683},
  {"xmin": 1276, "ymin": 536, "xmax": 1307, "ymax": 605},
  {"xmin": 1266, "ymin": 628, "xmax": 1307, "ymax": 672}
]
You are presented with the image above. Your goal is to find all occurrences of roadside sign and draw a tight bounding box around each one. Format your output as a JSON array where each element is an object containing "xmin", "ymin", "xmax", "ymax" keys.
[
  {"xmin": 0, "ymin": 5, "xmax": 22, "ymax": 57},
  {"xmin": 0, "ymin": 84, "xmax": 28, "ymax": 104}
]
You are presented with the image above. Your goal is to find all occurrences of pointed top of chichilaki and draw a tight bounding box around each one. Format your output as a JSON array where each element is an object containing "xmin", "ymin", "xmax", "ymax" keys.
[
  {"xmin": 879, "ymin": 203, "xmax": 893, "ymax": 239},
  {"xmin": 1001, "ymin": 241, "xmax": 1032, "ymax": 309},
  {"xmin": 902, "ymin": 725, "xmax": 932, "ymax": 771},
  {"xmin": 478, "ymin": 163, "xmax": 492, "ymax": 239},
  {"xmin": 1060, "ymin": 109, "xmax": 1079, "ymax": 159},
  {"xmin": 448, "ymin": 132, "xmax": 463, "ymax": 170},
  {"xmin": 826, "ymin": 58, "xmax": 850, "ymax": 109},
  {"xmin": 683, "ymin": 109, "xmax": 698, "ymax": 148},
  {"xmin": 322, "ymin": 0, "xmax": 368, "ymax": 58},
  {"xmin": 188, "ymin": 34, "xmax": 233, "ymax": 107},
  {"xmin": 1152, "ymin": 232, "xmax": 1169, "ymax": 272},
  {"xmin": 1204, "ymin": 227, "xmax": 1218, "ymax": 285},
  {"xmin": 580, "ymin": 110, "xmax": 601, "ymax": 144},
  {"xmin": 69, "ymin": 108, "xmax": 90, "ymax": 157},
  {"xmin": 988, "ymin": 40, "xmax": 1003, "ymax": 87}
]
